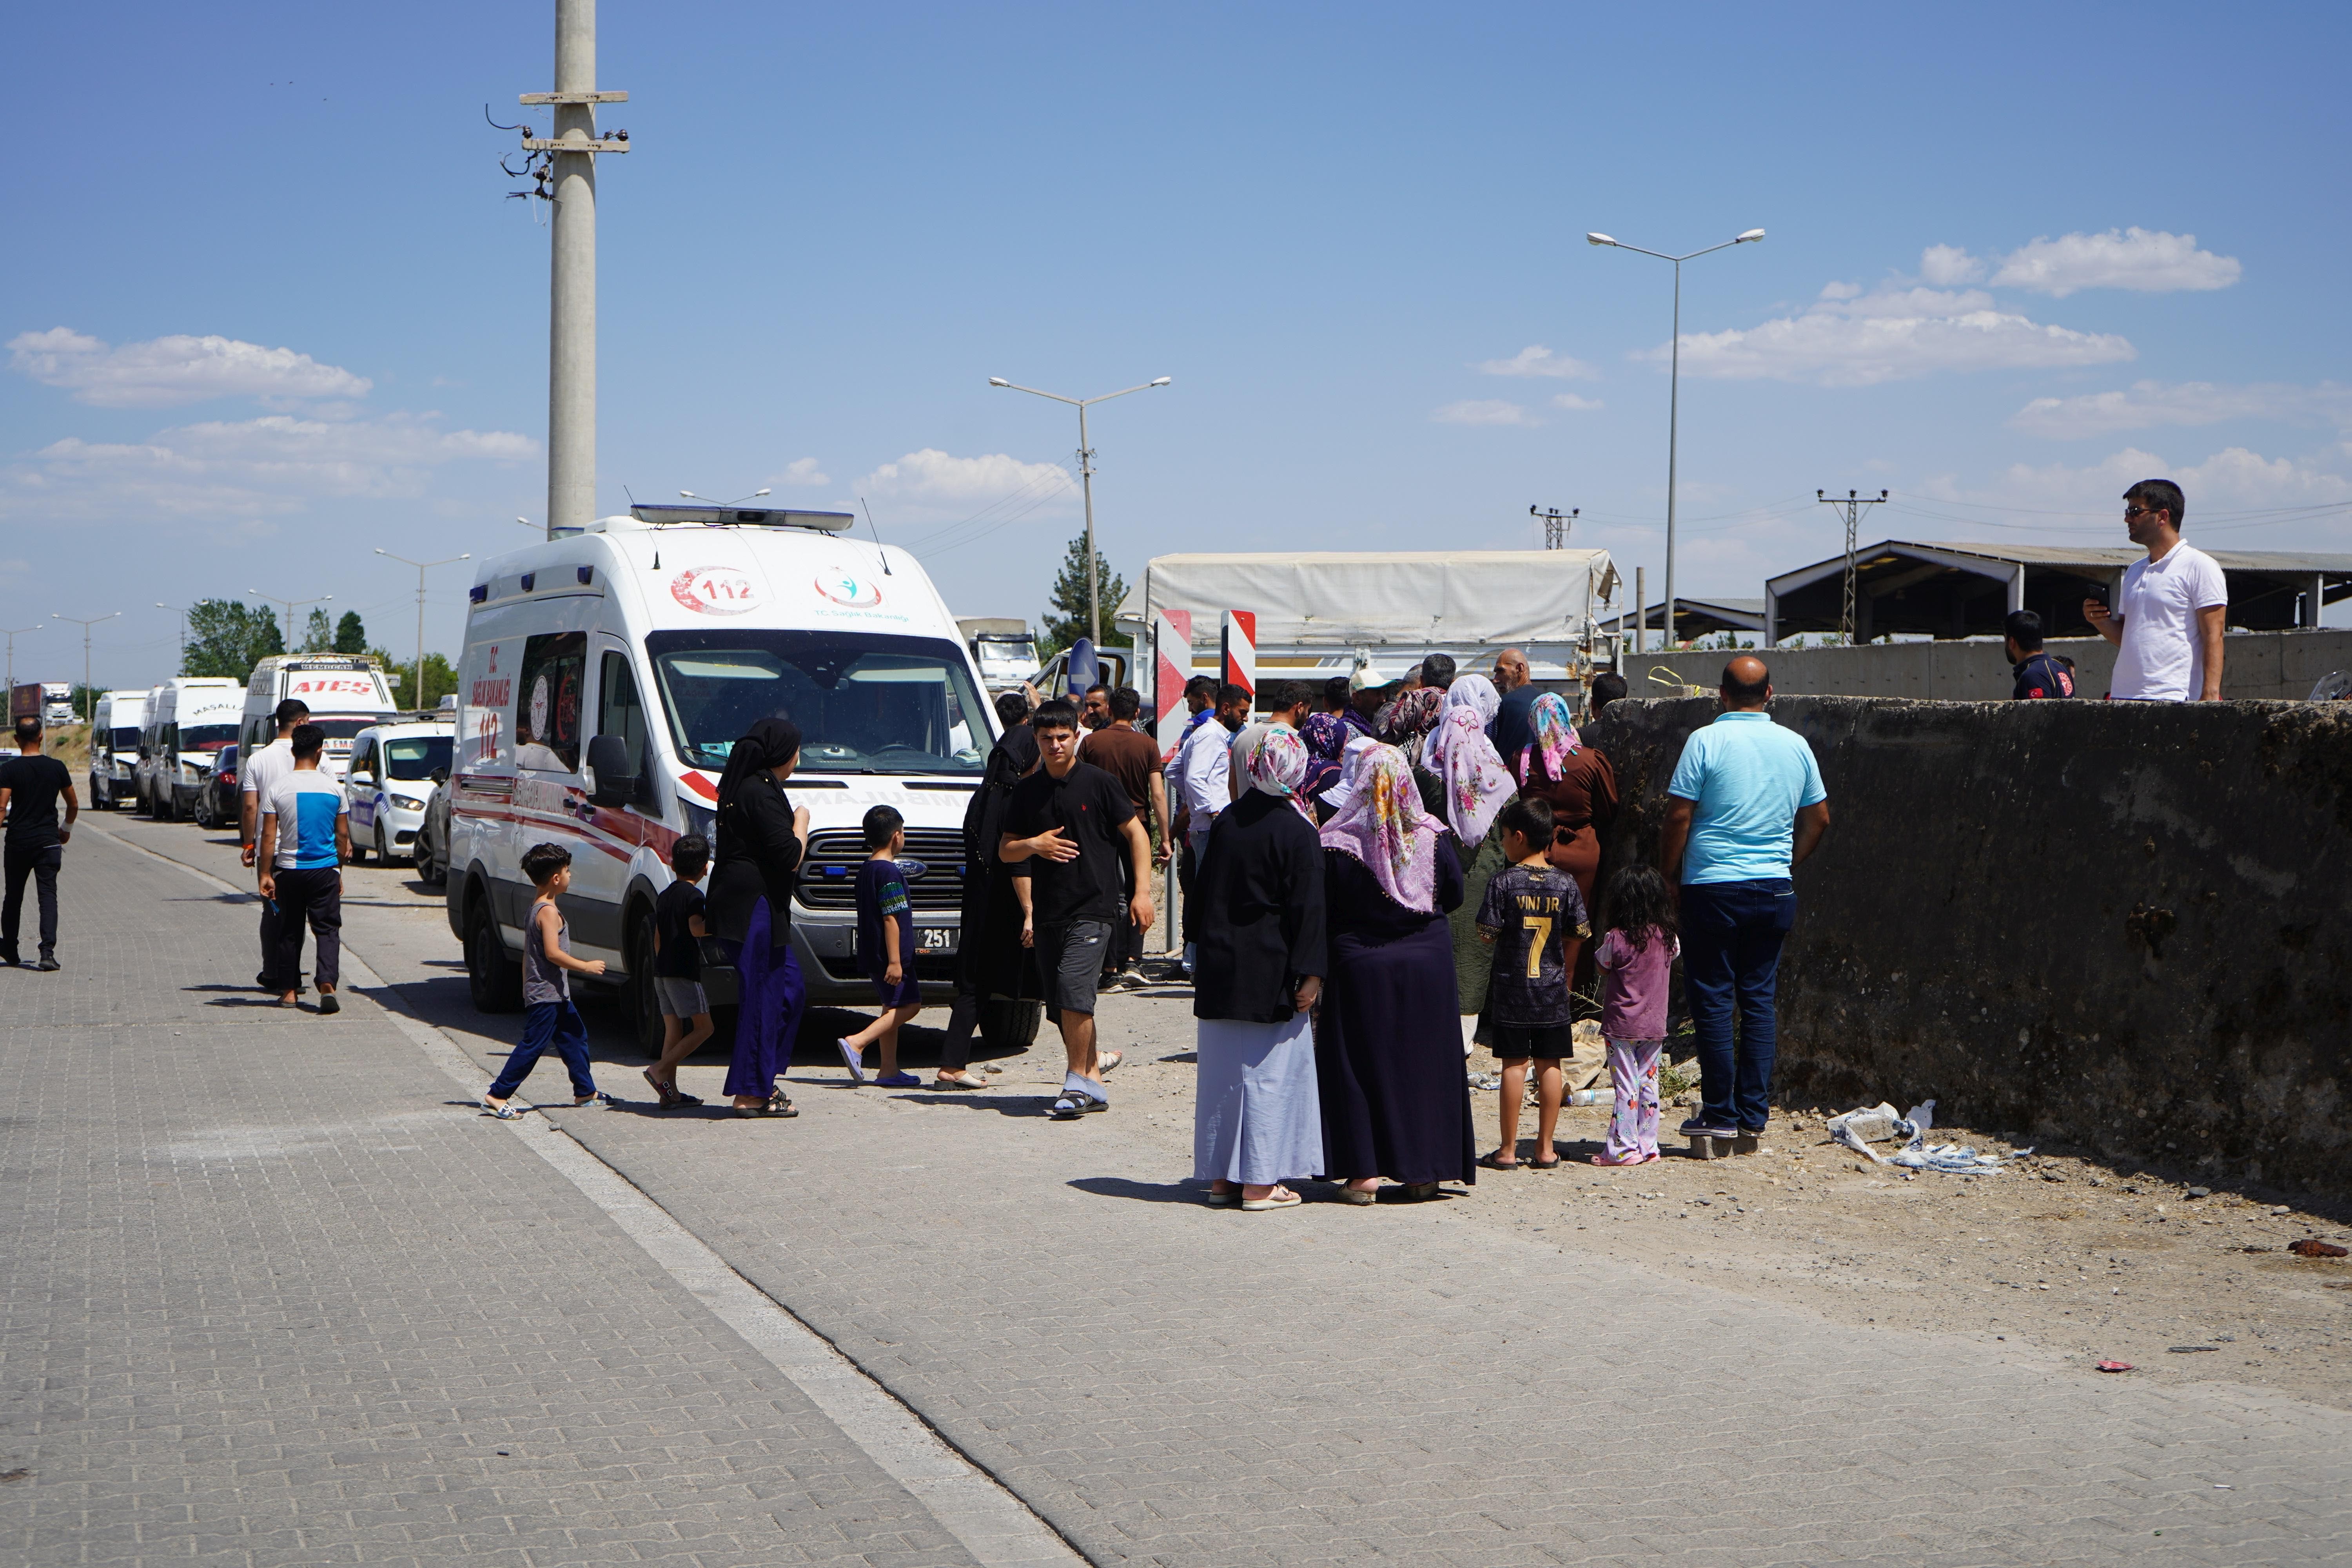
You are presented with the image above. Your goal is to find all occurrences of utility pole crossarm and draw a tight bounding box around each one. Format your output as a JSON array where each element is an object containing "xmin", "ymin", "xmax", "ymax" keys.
[
  {"xmin": 1817, "ymin": 488, "xmax": 1889, "ymax": 645},
  {"xmin": 519, "ymin": 90, "xmax": 628, "ymax": 103}
]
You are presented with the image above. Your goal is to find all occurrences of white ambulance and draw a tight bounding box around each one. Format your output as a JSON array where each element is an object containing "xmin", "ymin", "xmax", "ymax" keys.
[
  {"xmin": 444, "ymin": 503, "xmax": 1003, "ymax": 1051},
  {"xmin": 238, "ymin": 656, "xmax": 401, "ymax": 782}
]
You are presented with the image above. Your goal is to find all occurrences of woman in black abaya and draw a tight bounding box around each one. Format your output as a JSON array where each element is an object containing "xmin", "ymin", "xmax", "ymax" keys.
[{"xmin": 708, "ymin": 717, "xmax": 811, "ymax": 1117}]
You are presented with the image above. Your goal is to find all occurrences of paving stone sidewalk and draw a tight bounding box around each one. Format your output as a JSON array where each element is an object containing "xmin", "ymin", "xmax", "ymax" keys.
[
  {"xmin": 93, "ymin": 820, "xmax": 2352, "ymax": 1567},
  {"xmin": 0, "ymin": 827, "xmax": 983, "ymax": 1567}
]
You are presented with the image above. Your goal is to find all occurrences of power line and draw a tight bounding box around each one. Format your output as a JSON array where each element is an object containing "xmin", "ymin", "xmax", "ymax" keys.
[{"xmin": 1817, "ymin": 490, "xmax": 1887, "ymax": 644}]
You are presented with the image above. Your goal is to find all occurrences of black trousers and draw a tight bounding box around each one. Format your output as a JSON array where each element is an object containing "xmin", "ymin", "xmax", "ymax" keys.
[
  {"xmin": 271, "ymin": 867, "xmax": 343, "ymax": 990},
  {"xmin": 1, "ymin": 844, "xmax": 61, "ymax": 959},
  {"xmin": 1178, "ymin": 839, "xmax": 1199, "ymax": 945}
]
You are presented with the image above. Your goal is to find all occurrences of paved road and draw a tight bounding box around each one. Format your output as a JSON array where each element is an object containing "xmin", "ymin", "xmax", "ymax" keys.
[{"xmin": 13, "ymin": 816, "xmax": 2352, "ymax": 1566}]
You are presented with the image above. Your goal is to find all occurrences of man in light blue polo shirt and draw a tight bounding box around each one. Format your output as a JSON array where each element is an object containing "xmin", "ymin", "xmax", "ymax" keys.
[{"xmin": 1659, "ymin": 656, "xmax": 1831, "ymax": 1141}]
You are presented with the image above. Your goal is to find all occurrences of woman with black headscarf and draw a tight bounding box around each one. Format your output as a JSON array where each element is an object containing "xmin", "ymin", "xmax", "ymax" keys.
[{"xmin": 708, "ymin": 717, "xmax": 812, "ymax": 1117}]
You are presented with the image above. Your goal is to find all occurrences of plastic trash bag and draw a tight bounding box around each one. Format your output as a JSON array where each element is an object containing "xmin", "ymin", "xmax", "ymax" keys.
[{"xmin": 1827, "ymin": 1102, "xmax": 1916, "ymax": 1162}]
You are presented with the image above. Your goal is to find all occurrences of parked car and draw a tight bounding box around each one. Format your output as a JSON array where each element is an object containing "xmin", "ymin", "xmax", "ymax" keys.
[
  {"xmin": 194, "ymin": 744, "xmax": 240, "ymax": 829},
  {"xmin": 414, "ymin": 773, "xmax": 452, "ymax": 886},
  {"xmin": 343, "ymin": 720, "xmax": 454, "ymax": 864}
]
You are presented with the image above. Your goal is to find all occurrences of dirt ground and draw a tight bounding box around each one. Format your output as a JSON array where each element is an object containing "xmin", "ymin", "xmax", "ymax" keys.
[{"xmin": 976, "ymin": 985, "xmax": 2352, "ymax": 1411}]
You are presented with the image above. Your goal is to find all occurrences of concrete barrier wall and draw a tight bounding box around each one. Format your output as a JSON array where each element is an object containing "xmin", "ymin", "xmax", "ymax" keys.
[
  {"xmin": 1717, "ymin": 627, "xmax": 2352, "ymax": 702},
  {"xmin": 1584, "ymin": 695, "xmax": 2352, "ymax": 1194}
]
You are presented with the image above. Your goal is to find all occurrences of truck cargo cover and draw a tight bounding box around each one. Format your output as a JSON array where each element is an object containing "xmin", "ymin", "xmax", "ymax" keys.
[{"xmin": 1123, "ymin": 550, "xmax": 1618, "ymax": 649}]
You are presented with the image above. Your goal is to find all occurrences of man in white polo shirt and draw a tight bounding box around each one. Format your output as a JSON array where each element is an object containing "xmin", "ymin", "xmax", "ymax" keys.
[{"xmin": 2084, "ymin": 478, "xmax": 2228, "ymax": 701}]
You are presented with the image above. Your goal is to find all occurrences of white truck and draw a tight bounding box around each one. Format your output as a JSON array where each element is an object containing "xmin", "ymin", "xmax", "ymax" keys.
[
  {"xmin": 239, "ymin": 655, "xmax": 401, "ymax": 782},
  {"xmin": 444, "ymin": 502, "xmax": 1016, "ymax": 1052},
  {"xmin": 1116, "ymin": 548, "xmax": 1621, "ymax": 710},
  {"xmin": 956, "ymin": 617, "xmax": 1040, "ymax": 695},
  {"xmin": 89, "ymin": 689, "xmax": 148, "ymax": 810}
]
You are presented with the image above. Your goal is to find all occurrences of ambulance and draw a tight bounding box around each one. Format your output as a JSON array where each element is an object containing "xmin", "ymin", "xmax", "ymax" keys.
[
  {"xmin": 443, "ymin": 503, "xmax": 1018, "ymax": 1053},
  {"xmin": 238, "ymin": 656, "xmax": 401, "ymax": 782}
]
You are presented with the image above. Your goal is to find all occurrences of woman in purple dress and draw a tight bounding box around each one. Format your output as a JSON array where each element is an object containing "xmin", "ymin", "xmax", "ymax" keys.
[
  {"xmin": 1314, "ymin": 744, "xmax": 1476, "ymax": 1202},
  {"xmin": 708, "ymin": 717, "xmax": 812, "ymax": 1118}
]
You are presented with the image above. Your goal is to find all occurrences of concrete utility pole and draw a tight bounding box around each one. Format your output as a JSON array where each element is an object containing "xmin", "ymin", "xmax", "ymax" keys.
[
  {"xmin": 51, "ymin": 612, "xmax": 119, "ymax": 725},
  {"xmin": 1530, "ymin": 505, "xmax": 1578, "ymax": 550},
  {"xmin": 521, "ymin": 0, "xmax": 630, "ymax": 539},
  {"xmin": 1817, "ymin": 489, "xmax": 1888, "ymax": 644},
  {"xmin": 1, "ymin": 626, "xmax": 38, "ymax": 693}
]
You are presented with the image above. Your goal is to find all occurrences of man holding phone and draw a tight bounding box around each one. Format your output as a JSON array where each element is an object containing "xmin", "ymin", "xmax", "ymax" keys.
[{"xmin": 2084, "ymin": 479, "xmax": 2227, "ymax": 702}]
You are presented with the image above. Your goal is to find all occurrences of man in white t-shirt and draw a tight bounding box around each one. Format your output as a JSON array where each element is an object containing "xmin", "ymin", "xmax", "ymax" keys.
[
  {"xmin": 240, "ymin": 698, "xmax": 308, "ymax": 991},
  {"xmin": 2084, "ymin": 479, "xmax": 2228, "ymax": 701}
]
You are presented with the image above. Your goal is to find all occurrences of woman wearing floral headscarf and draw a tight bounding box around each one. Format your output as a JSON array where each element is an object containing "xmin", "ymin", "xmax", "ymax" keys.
[
  {"xmin": 1299, "ymin": 681, "xmax": 1353, "ymax": 822},
  {"xmin": 1511, "ymin": 691, "xmax": 1618, "ymax": 987},
  {"xmin": 1192, "ymin": 723, "xmax": 1327, "ymax": 1211},
  {"xmin": 1314, "ymin": 744, "xmax": 1477, "ymax": 1203},
  {"xmin": 1420, "ymin": 676, "xmax": 1518, "ymax": 1048}
]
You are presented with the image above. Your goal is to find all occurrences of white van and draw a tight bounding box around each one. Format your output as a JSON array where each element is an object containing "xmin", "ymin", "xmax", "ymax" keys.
[
  {"xmin": 239, "ymin": 655, "xmax": 400, "ymax": 783},
  {"xmin": 141, "ymin": 677, "xmax": 245, "ymax": 820},
  {"xmin": 89, "ymin": 689, "xmax": 148, "ymax": 810},
  {"xmin": 445, "ymin": 502, "xmax": 1008, "ymax": 1051}
]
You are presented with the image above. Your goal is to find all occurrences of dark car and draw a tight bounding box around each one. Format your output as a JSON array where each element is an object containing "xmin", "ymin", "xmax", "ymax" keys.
[
  {"xmin": 414, "ymin": 768, "xmax": 452, "ymax": 886},
  {"xmin": 194, "ymin": 744, "xmax": 240, "ymax": 830}
]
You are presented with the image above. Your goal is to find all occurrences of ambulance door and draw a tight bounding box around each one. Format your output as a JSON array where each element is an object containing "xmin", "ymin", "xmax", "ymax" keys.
[
  {"xmin": 577, "ymin": 634, "xmax": 657, "ymax": 958},
  {"xmin": 511, "ymin": 628, "xmax": 617, "ymax": 961}
]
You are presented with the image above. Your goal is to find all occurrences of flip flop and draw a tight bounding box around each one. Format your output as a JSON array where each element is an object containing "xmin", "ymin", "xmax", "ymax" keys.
[
  {"xmin": 1527, "ymin": 1156, "xmax": 1562, "ymax": 1171},
  {"xmin": 481, "ymin": 1102, "xmax": 521, "ymax": 1121},
  {"xmin": 1096, "ymin": 1049, "xmax": 1123, "ymax": 1073},
  {"xmin": 1477, "ymin": 1150, "xmax": 1522, "ymax": 1171},
  {"xmin": 1241, "ymin": 1187, "xmax": 1302, "ymax": 1212}
]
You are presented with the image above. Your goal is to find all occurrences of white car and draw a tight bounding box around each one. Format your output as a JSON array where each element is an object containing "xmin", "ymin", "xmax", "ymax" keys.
[{"xmin": 343, "ymin": 721, "xmax": 455, "ymax": 865}]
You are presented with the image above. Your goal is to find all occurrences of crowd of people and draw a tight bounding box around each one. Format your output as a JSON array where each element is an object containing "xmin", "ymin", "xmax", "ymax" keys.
[{"xmin": 204, "ymin": 477, "xmax": 2225, "ymax": 1202}]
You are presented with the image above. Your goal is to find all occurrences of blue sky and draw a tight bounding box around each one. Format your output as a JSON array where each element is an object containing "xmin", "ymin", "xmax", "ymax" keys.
[{"xmin": 5, "ymin": 1, "xmax": 2348, "ymax": 686}]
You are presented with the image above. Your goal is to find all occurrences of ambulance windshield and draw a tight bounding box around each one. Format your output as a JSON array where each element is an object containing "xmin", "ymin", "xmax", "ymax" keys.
[{"xmin": 647, "ymin": 630, "xmax": 989, "ymax": 775}]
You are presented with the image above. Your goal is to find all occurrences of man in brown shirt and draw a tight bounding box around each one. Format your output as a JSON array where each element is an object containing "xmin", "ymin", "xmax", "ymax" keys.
[{"xmin": 1079, "ymin": 686, "xmax": 1168, "ymax": 989}]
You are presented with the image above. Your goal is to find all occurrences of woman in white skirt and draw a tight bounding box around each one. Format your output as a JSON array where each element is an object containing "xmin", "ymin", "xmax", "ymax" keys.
[{"xmin": 1192, "ymin": 724, "xmax": 1328, "ymax": 1212}]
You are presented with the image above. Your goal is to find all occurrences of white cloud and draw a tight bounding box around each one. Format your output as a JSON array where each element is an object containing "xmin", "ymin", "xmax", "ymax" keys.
[
  {"xmin": 2009, "ymin": 381, "xmax": 2352, "ymax": 439},
  {"xmin": 1657, "ymin": 284, "xmax": 2134, "ymax": 387},
  {"xmin": 1989, "ymin": 228, "xmax": 2240, "ymax": 297},
  {"xmin": 1475, "ymin": 345, "xmax": 1596, "ymax": 380},
  {"xmin": 1918, "ymin": 245, "xmax": 1985, "ymax": 287},
  {"xmin": 857, "ymin": 449, "xmax": 1072, "ymax": 508},
  {"xmin": 1926, "ymin": 442, "xmax": 2352, "ymax": 524},
  {"xmin": 1550, "ymin": 393, "xmax": 1604, "ymax": 412},
  {"xmin": 773, "ymin": 456, "xmax": 831, "ymax": 487},
  {"xmin": 1431, "ymin": 399, "xmax": 1539, "ymax": 426},
  {"xmin": 8, "ymin": 327, "xmax": 373, "ymax": 408},
  {"xmin": 0, "ymin": 410, "xmax": 537, "ymax": 521}
]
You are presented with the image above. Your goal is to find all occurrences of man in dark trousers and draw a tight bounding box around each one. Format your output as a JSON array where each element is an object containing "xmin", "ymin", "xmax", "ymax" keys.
[
  {"xmin": 2004, "ymin": 611, "xmax": 2076, "ymax": 699},
  {"xmin": 1000, "ymin": 700, "xmax": 1154, "ymax": 1119},
  {"xmin": 0, "ymin": 718, "xmax": 78, "ymax": 969}
]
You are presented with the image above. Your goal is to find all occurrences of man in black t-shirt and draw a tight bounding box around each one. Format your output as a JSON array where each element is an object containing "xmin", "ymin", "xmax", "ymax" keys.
[
  {"xmin": 0, "ymin": 718, "xmax": 78, "ymax": 969},
  {"xmin": 1000, "ymin": 700, "xmax": 1155, "ymax": 1119}
]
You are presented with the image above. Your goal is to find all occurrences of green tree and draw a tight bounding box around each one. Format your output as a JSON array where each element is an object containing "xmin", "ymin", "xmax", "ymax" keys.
[
  {"xmin": 301, "ymin": 607, "xmax": 334, "ymax": 652},
  {"xmin": 181, "ymin": 599, "xmax": 283, "ymax": 681},
  {"xmin": 1039, "ymin": 535, "xmax": 1131, "ymax": 659},
  {"xmin": 333, "ymin": 611, "xmax": 367, "ymax": 654},
  {"xmin": 376, "ymin": 648, "xmax": 459, "ymax": 710}
]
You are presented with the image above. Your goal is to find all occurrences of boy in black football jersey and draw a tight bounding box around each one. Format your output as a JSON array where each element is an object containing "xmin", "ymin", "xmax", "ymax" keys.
[{"xmin": 1475, "ymin": 797, "xmax": 1589, "ymax": 1170}]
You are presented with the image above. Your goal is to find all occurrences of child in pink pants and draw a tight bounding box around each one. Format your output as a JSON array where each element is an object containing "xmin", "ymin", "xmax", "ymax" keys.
[{"xmin": 1591, "ymin": 862, "xmax": 1680, "ymax": 1166}]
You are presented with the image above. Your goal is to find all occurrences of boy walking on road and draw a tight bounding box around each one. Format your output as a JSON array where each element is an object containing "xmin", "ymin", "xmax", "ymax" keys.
[
  {"xmin": 483, "ymin": 842, "xmax": 614, "ymax": 1117},
  {"xmin": 1000, "ymin": 701, "xmax": 1156, "ymax": 1120},
  {"xmin": 0, "ymin": 718, "xmax": 78, "ymax": 970},
  {"xmin": 256, "ymin": 723, "xmax": 348, "ymax": 1014},
  {"xmin": 643, "ymin": 833, "xmax": 713, "ymax": 1109},
  {"xmin": 837, "ymin": 805, "xmax": 924, "ymax": 1088}
]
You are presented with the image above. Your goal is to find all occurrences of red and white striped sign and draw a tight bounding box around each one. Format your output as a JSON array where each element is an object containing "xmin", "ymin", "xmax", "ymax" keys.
[
  {"xmin": 1152, "ymin": 609, "xmax": 1194, "ymax": 763},
  {"xmin": 1219, "ymin": 611, "xmax": 1257, "ymax": 699}
]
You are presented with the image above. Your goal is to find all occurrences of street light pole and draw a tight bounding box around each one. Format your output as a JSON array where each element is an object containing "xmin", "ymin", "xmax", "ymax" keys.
[
  {"xmin": 51, "ymin": 612, "xmax": 120, "ymax": 726},
  {"xmin": 156, "ymin": 602, "xmax": 194, "ymax": 664},
  {"xmin": 0, "ymin": 626, "xmax": 38, "ymax": 693},
  {"xmin": 989, "ymin": 375, "xmax": 1173, "ymax": 649},
  {"xmin": 374, "ymin": 550, "xmax": 473, "ymax": 709},
  {"xmin": 1588, "ymin": 228, "xmax": 1764, "ymax": 649},
  {"xmin": 248, "ymin": 591, "xmax": 334, "ymax": 653}
]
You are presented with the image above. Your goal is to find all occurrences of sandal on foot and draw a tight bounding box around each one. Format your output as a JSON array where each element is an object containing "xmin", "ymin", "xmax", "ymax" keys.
[
  {"xmin": 482, "ymin": 1102, "xmax": 521, "ymax": 1121},
  {"xmin": 1096, "ymin": 1049, "xmax": 1123, "ymax": 1073},
  {"xmin": 643, "ymin": 1069, "xmax": 680, "ymax": 1108},
  {"xmin": 1590, "ymin": 1152, "xmax": 1645, "ymax": 1167},
  {"xmin": 931, "ymin": 1074, "xmax": 984, "ymax": 1090},
  {"xmin": 1241, "ymin": 1187, "xmax": 1302, "ymax": 1212},
  {"xmin": 1477, "ymin": 1150, "xmax": 1521, "ymax": 1172},
  {"xmin": 1336, "ymin": 1185, "xmax": 1378, "ymax": 1206},
  {"xmin": 1204, "ymin": 1187, "xmax": 1241, "ymax": 1207},
  {"xmin": 1527, "ymin": 1155, "xmax": 1562, "ymax": 1171}
]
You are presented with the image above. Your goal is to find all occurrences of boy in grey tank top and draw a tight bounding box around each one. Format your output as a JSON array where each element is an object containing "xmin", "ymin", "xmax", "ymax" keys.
[{"xmin": 483, "ymin": 843, "xmax": 617, "ymax": 1117}]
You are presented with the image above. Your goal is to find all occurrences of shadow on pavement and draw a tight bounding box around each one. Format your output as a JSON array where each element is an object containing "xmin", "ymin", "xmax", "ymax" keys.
[{"xmin": 1068, "ymin": 1176, "xmax": 1206, "ymax": 1205}]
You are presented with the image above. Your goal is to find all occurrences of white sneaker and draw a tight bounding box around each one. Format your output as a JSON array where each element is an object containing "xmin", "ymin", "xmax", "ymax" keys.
[{"xmin": 835, "ymin": 1038, "xmax": 866, "ymax": 1084}]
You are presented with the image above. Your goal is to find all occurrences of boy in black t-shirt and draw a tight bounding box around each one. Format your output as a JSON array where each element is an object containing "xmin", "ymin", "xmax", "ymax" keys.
[
  {"xmin": 837, "ymin": 805, "xmax": 924, "ymax": 1088},
  {"xmin": 644, "ymin": 834, "xmax": 712, "ymax": 1109},
  {"xmin": 1475, "ymin": 797, "xmax": 1589, "ymax": 1170},
  {"xmin": 0, "ymin": 718, "xmax": 78, "ymax": 970},
  {"xmin": 1000, "ymin": 701, "xmax": 1155, "ymax": 1119}
]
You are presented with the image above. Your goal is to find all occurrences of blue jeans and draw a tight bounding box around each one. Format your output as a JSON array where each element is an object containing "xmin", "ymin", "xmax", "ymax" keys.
[
  {"xmin": 489, "ymin": 1000, "xmax": 597, "ymax": 1101},
  {"xmin": 1680, "ymin": 877, "xmax": 1795, "ymax": 1132}
]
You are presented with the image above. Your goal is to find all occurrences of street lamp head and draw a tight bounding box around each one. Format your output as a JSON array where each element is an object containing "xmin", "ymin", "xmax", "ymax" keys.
[
  {"xmin": 751, "ymin": 488, "xmax": 771, "ymax": 498},
  {"xmin": 374, "ymin": 548, "xmax": 388, "ymax": 557},
  {"xmin": 1586, "ymin": 232, "xmax": 1617, "ymax": 247},
  {"xmin": 1149, "ymin": 377, "xmax": 1172, "ymax": 387},
  {"xmin": 988, "ymin": 377, "xmax": 1010, "ymax": 388},
  {"xmin": 1736, "ymin": 229, "xmax": 1766, "ymax": 243},
  {"xmin": 679, "ymin": 490, "xmax": 699, "ymax": 499}
]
